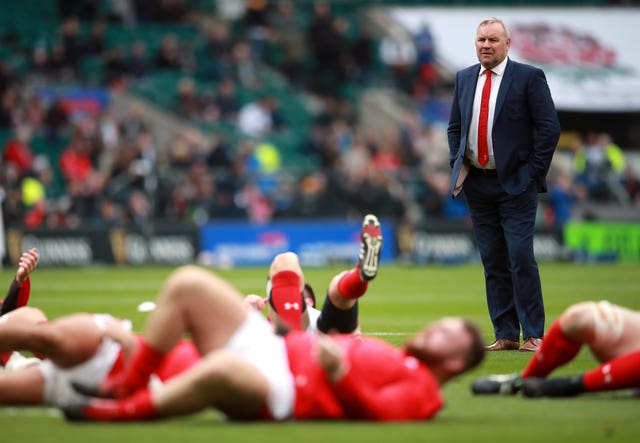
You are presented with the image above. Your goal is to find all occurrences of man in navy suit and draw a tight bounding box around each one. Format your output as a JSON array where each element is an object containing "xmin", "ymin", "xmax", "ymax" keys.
[{"xmin": 448, "ymin": 17, "xmax": 561, "ymax": 352}]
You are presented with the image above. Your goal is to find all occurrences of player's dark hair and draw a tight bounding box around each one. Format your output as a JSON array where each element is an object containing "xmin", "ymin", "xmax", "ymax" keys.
[
  {"xmin": 303, "ymin": 283, "xmax": 316, "ymax": 308},
  {"xmin": 462, "ymin": 320, "xmax": 486, "ymax": 372}
]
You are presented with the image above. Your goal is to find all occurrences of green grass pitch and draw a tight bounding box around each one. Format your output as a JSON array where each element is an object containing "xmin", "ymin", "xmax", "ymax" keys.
[{"xmin": 1, "ymin": 261, "xmax": 639, "ymax": 442}]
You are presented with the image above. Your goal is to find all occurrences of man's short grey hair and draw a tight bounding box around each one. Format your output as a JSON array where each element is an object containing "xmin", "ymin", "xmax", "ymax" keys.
[{"xmin": 478, "ymin": 17, "xmax": 510, "ymax": 40}]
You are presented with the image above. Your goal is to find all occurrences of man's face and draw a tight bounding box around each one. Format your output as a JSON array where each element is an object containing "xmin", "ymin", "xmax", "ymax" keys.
[
  {"xmin": 475, "ymin": 22, "xmax": 510, "ymax": 69},
  {"xmin": 406, "ymin": 317, "xmax": 472, "ymax": 368}
]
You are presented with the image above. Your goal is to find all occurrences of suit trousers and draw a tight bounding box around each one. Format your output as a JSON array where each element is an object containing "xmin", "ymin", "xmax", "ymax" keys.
[{"xmin": 463, "ymin": 167, "xmax": 545, "ymax": 341}]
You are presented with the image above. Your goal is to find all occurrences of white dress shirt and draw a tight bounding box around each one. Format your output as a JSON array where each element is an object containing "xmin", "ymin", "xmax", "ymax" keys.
[{"xmin": 466, "ymin": 57, "xmax": 509, "ymax": 169}]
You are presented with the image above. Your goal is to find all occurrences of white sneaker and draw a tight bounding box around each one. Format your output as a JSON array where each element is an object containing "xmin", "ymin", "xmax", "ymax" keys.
[{"xmin": 358, "ymin": 214, "xmax": 383, "ymax": 281}]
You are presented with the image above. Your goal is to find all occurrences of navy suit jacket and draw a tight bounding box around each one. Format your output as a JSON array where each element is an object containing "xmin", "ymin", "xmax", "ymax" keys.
[{"xmin": 448, "ymin": 58, "xmax": 561, "ymax": 196}]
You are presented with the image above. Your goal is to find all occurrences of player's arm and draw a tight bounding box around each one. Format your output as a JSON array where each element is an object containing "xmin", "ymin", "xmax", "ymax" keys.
[
  {"xmin": 102, "ymin": 320, "xmax": 139, "ymax": 357},
  {"xmin": 317, "ymin": 335, "xmax": 349, "ymax": 380},
  {"xmin": 318, "ymin": 337, "xmax": 440, "ymax": 421},
  {"xmin": 1, "ymin": 248, "xmax": 39, "ymax": 316},
  {"xmin": 331, "ymin": 372, "xmax": 440, "ymax": 421}
]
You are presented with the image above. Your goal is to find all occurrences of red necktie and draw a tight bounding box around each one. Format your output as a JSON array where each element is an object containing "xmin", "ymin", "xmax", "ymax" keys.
[{"xmin": 477, "ymin": 70, "xmax": 492, "ymax": 167}]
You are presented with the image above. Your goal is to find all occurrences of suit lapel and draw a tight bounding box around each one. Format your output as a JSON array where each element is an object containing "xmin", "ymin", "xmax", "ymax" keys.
[
  {"xmin": 463, "ymin": 65, "xmax": 481, "ymax": 130},
  {"xmin": 494, "ymin": 59, "xmax": 514, "ymax": 123}
]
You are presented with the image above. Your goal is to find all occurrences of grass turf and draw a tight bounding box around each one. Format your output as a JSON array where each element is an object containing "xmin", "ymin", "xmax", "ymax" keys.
[{"xmin": 1, "ymin": 261, "xmax": 639, "ymax": 442}]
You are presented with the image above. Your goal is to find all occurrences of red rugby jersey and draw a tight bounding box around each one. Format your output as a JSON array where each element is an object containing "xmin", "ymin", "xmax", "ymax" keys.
[{"xmin": 285, "ymin": 331, "xmax": 443, "ymax": 421}]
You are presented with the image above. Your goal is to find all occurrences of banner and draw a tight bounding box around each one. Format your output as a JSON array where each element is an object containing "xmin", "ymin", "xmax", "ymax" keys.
[
  {"xmin": 388, "ymin": 7, "xmax": 640, "ymax": 111},
  {"xmin": 4, "ymin": 221, "xmax": 569, "ymax": 267},
  {"xmin": 5, "ymin": 225, "xmax": 199, "ymax": 266},
  {"xmin": 406, "ymin": 222, "xmax": 565, "ymax": 263},
  {"xmin": 38, "ymin": 88, "xmax": 110, "ymax": 117},
  {"xmin": 199, "ymin": 221, "xmax": 395, "ymax": 267},
  {"xmin": 564, "ymin": 222, "xmax": 640, "ymax": 261}
]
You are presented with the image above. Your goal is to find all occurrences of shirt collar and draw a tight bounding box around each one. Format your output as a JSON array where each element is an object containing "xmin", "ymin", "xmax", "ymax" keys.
[{"xmin": 480, "ymin": 57, "xmax": 508, "ymax": 77}]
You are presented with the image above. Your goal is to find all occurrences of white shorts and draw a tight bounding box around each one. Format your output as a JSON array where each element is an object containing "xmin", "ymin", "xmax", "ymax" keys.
[
  {"xmin": 225, "ymin": 310, "xmax": 295, "ymax": 420},
  {"xmin": 38, "ymin": 314, "xmax": 125, "ymax": 408},
  {"xmin": 590, "ymin": 301, "xmax": 624, "ymax": 348}
]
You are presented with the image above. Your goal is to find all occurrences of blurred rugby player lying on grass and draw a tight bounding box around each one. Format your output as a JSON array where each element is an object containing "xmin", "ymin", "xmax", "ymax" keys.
[
  {"xmin": 0, "ymin": 248, "xmax": 201, "ymax": 408},
  {"xmin": 63, "ymin": 260, "xmax": 485, "ymax": 422},
  {"xmin": 0, "ymin": 214, "xmax": 382, "ymax": 410},
  {"xmin": 472, "ymin": 300, "xmax": 640, "ymax": 397}
]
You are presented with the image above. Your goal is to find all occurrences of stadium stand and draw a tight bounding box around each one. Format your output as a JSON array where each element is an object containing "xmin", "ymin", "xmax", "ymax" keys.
[{"xmin": 1, "ymin": 0, "xmax": 638, "ymax": 231}]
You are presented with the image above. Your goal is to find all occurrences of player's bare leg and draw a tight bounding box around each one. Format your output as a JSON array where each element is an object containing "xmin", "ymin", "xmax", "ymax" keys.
[
  {"xmin": 65, "ymin": 350, "xmax": 271, "ymax": 421},
  {"xmin": 317, "ymin": 214, "xmax": 383, "ymax": 334},
  {"xmin": 144, "ymin": 265, "xmax": 248, "ymax": 354},
  {"xmin": 521, "ymin": 302, "xmax": 640, "ymax": 397},
  {"xmin": 0, "ymin": 308, "xmax": 114, "ymax": 368},
  {"xmin": 473, "ymin": 301, "xmax": 640, "ymax": 396},
  {"xmin": 103, "ymin": 265, "xmax": 250, "ymax": 397},
  {"xmin": 0, "ymin": 365, "xmax": 45, "ymax": 405}
]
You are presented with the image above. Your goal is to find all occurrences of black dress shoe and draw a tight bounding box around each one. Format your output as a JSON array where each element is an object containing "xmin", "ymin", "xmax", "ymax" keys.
[
  {"xmin": 471, "ymin": 373, "xmax": 522, "ymax": 395},
  {"xmin": 522, "ymin": 376, "xmax": 585, "ymax": 398},
  {"xmin": 485, "ymin": 338, "xmax": 520, "ymax": 351}
]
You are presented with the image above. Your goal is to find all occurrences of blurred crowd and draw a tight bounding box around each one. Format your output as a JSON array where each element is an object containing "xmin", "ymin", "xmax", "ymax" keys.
[
  {"xmin": 543, "ymin": 131, "xmax": 640, "ymax": 227},
  {"xmin": 1, "ymin": 0, "xmax": 639, "ymax": 231}
]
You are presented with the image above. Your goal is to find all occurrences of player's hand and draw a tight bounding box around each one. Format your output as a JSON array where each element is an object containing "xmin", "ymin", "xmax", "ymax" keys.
[
  {"xmin": 16, "ymin": 248, "xmax": 39, "ymax": 284},
  {"xmin": 103, "ymin": 320, "xmax": 138, "ymax": 357},
  {"xmin": 243, "ymin": 294, "xmax": 267, "ymax": 311},
  {"xmin": 317, "ymin": 335, "xmax": 348, "ymax": 381}
]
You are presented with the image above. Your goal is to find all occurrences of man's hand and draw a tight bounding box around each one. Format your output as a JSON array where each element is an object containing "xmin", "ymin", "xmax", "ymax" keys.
[
  {"xmin": 244, "ymin": 294, "xmax": 267, "ymax": 311},
  {"xmin": 317, "ymin": 335, "xmax": 348, "ymax": 381},
  {"xmin": 16, "ymin": 248, "xmax": 39, "ymax": 285}
]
